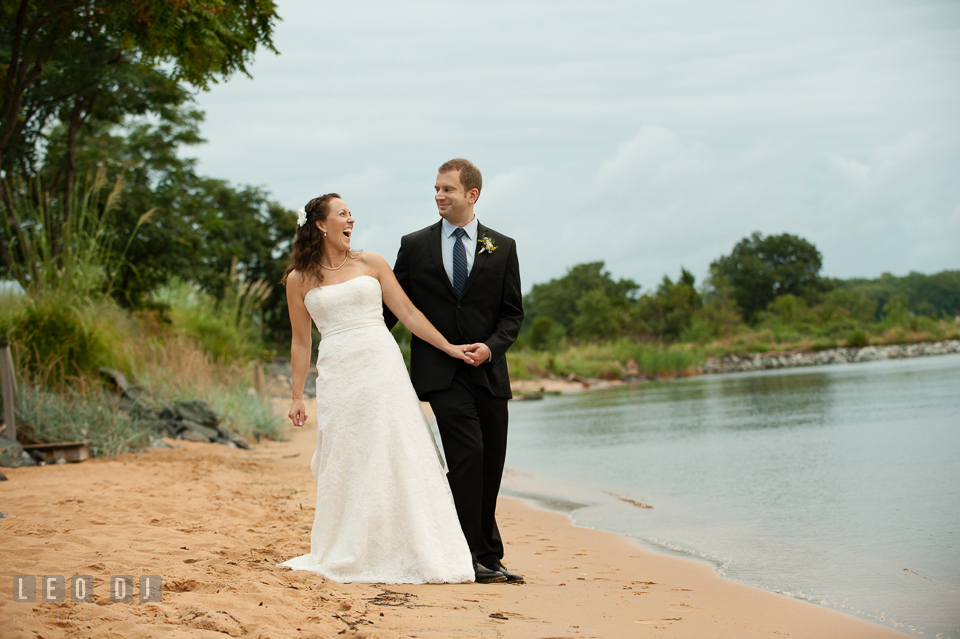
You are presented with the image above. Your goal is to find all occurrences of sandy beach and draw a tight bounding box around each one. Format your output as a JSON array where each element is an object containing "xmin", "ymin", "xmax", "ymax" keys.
[{"xmin": 1, "ymin": 394, "xmax": 909, "ymax": 639}]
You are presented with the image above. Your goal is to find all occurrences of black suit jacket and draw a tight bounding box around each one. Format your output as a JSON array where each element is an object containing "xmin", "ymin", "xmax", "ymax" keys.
[{"xmin": 384, "ymin": 220, "xmax": 523, "ymax": 399}]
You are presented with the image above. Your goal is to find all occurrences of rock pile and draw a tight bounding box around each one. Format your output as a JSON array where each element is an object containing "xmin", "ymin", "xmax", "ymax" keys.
[
  {"xmin": 701, "ymin": 340, "xmax": 960, "ymax": 375},
  {"xmin": 100, "ymin": 368, "xmax": 251, "ymax": 449},
  {"xmin": 0, "ymin": 434, "xmax": 36, "ymax": 467}
]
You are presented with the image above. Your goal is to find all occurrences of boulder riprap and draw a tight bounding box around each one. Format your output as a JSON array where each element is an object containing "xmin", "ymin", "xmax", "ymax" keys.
[
  {"xmin": 100, "ymin": 368, "xmax": 251, "ymax": 449},
  {"xmin": 0, "ymin": 434, "xmax": 37, "ymax": 468},
  {"xmin": 701, "ymin": 340, "xmax": 960, "ymax": 375}
]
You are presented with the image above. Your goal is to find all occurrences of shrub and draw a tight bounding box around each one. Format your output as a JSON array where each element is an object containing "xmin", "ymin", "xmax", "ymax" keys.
[
  {"xmin": 846, "ymin": 330, "xmax": 869, "ymax": 348},
  {"xmin": 678, "ymin": 319, "xmax": 715, "ymax": 345},
  {"xmin": 530, "ymin": 316, "xmax": 566, "ymax": 351},
  {"xmin": 9, "ymin": 297, "xmax": 111, "ymax": 387},
  {"xmin": 152, "ymin": 278, "xmax": 266, "ymax": 362}
]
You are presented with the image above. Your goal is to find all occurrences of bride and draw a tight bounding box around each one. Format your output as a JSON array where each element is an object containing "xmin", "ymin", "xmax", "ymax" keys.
[{"xmin": 277, "ymin": 193, "xmax": 477, "ymax": 584}]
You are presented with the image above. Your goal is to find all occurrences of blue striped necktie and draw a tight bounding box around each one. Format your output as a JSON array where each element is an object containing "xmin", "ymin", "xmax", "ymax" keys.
[{"xmin": 452, "ymin": 227, "xmax": 468, "ymax": 298}]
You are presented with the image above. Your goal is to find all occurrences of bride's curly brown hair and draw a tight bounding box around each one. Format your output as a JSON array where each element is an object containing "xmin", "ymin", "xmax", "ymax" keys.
[{"xmin": 282, "ymin": 193, "xmax": 349, "ymax": 287}]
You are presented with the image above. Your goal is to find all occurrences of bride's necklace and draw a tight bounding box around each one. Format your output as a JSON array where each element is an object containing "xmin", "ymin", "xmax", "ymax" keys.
[{"xmin": 321, "ymin": 251, "xmax": 349, "ymax": 270}]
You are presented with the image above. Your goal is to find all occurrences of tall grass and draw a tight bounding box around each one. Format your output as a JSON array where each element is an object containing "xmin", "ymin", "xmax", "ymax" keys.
[
  {"xmin": 0, "ymin": 165, "xmax": 151, "ymax": 298},
  {"xmin": 508, "ymin": 339, "xmax": 702, "ymax": 380},
  {"xmin": 1, "ymin": 167, "xmax": 283, "ymax": 454},
  {"xmin": 15, "ymin": 385, "xmax": 151, "ymax": 457},
  {"xmin": 151, "ymin": 266, "xmax": 271, "ymax": 363},
  {"xmin": 124, "ymin": 334, "xmax": 285, "ymax": 441}
]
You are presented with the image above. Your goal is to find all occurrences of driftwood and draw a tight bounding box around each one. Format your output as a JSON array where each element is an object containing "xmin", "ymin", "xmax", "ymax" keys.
[
  {"xmin": 21, "ymin": 441, "xmax": 90, "ymax": 463},
  {"xmin": 0, "ymin": 338, "xmax": 16, "ymax": 441}
]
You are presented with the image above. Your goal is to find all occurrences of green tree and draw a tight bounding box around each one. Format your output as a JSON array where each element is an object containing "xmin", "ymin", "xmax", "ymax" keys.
[
  {"xmin": 529, "ymin": 316, "xmax": 566, "ymax": 351},
  {"xmin": 0, "ymin": 0, "xmax": 279, "ymax": 174},
  {"xmin": 634, "ymin": 267, "xmax": 702, "ymax": 340},
  {"xmin": 829, "ymin": 270, "xmax": 960, "ymax": 320},
  {"xmin": 524, "ymin": 262, "xmax": 638, "ymax": 333},
  {"xmin": 691, "ymin": 267, "xmax": 745, "ymax": 338},
  {"xmin": 572, "ymin": 288, "xmax": 625, "ymax": 339},
  {"xmin": 817, "ymin": 289, "xmax": 876, "ymax": 323},
  {"xmin": 711, "ymin": 231, "xmax": 828, "ymax": 322}
]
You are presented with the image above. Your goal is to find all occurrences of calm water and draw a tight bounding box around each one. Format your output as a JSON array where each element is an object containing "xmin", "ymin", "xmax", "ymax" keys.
[{"xmin": 501, "ymin": 354, "xmax": 960, "ymax": 637}]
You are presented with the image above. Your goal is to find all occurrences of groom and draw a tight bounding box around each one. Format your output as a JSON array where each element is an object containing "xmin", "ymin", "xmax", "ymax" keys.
[{"xmin": 384, "ymin": 158, "xmax": 525, "ymax": 584}]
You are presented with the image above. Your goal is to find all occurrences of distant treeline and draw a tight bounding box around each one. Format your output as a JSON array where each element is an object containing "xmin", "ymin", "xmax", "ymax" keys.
[
  {"xmin": 520, "ymin": 232, "xmax": 959, "ymax": 352},
  {"xmin": 830, "ymin": 271, "xmax": 960, "ymax": 321}
]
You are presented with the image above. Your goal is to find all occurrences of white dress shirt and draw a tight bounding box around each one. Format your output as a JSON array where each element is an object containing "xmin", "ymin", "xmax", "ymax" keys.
[{"xmin": 440, "ymin": 216, "xmax": 478, "ymax": 288}]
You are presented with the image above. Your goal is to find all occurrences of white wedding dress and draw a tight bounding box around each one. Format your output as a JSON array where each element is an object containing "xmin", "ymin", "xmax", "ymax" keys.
[{"xmin": 277, "ymin": 275, "xmax": 474, "ymax": 584}]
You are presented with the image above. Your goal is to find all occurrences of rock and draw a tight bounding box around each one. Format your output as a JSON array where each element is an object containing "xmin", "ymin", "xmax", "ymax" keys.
[
  {"xmin": 100, "ymin": 367, "xmax": 132, "ymax": 394},
  {"xmin": 0, "ymin": 434, "xmax": 37, "ymax": 468},
  {"xmin": 178, "ymin": 420, "xmax": 219, "ymax": 442},
  {"xmin": 179, "ymin": 430, "xmax": 211, "ymax": 443},
  {"xmin": 137, "ymin": 419, "xmax": 181, "ymax": 438},
  {"xmin": 174, "ymin": 400, "xmax": 220, "ymax": 428},
  {"xmin": 0, "ymin": 471, "xmax": 6, "ymax": 480},
  {"xmin": 215, "ymin": 426, "xmax": 251, "ymax": 449},
  {"xmin": 119, "ymin": 396, "xmax": 158, "ymax": 420},
  {"xmin": 100, "ymin": 367, "xmax": 144, "ymax": 401},
  {"xmin": 700, "ymin": 339, "xmax": 960, "ymax": 376},
  {"xmin": 150, "ymin": 438, "xmax": 178, "ymax": 449}
]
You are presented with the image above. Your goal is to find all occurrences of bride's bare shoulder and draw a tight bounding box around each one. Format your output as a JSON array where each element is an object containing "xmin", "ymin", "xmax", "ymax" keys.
[
  {"xmin": 286, "ymin": 269, "xmax": 316, "ymax": 295},
  {"xmin": 355, "ymin": 251, "xmax": 388, "ymax": 267},
  {"xmin": 286, "ymin": 269, "xmax": 305, "ymax": 285}
]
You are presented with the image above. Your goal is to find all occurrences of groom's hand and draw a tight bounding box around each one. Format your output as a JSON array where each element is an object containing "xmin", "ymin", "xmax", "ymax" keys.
[{"xmin": 463, "ymin": 343, "xmax": 490, "ymax": 366}]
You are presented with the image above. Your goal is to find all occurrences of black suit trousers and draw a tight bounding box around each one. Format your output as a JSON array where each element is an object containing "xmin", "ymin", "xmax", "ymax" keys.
[{"xmin": 426, "ymin": 364, "xmax": 509, "ymax": 566}]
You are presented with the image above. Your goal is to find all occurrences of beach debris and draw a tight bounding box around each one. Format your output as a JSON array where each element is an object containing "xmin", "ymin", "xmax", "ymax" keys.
[
  {"xmin": 21, "ymin": 440, "xmax": 90, "ymax": 463},
  {"xmin": 364, "ymin": 589, "xmax": 419, "ymax": 607},
  {"xmin": 513, "ymin": 392, "xmax": 544, "ymax": 401},
  {"xmin": 608, "ymin": 492, "xmax": 654, "ymax": 509}
]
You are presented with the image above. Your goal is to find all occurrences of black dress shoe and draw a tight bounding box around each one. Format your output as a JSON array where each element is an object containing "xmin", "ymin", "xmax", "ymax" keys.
[
  {"xmin": 473, "ymin": 560, "xmax": 507, "ymax": 584},
  {"xmin": 489, "ymin": 560, "xmax": 525, "ymax": 584}
]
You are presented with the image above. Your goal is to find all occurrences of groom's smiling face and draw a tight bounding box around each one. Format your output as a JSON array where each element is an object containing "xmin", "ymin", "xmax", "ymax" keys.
[{"xmin": 435, "ymin": 170, "xmax": 475, "ymax": 224}]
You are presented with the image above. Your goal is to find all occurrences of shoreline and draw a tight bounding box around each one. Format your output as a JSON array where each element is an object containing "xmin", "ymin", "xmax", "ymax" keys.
[
  {"xmin": 510, "ymin": 339, "xmax": 960, "ymax": 395},
  {"xmin": 1, "ymin": 403, "xmax": 911, "ymax": 638}
]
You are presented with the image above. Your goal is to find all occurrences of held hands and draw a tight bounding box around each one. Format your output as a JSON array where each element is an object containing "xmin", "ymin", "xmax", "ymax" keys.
[
  {"xmin": 462, "ymin": 343, "xmax": 491, "ymax": 366},
  {"xmin": 444, "ymin": 342, "xmax": 491, "ymax": 366},
  {"xmin": 288, "ymin": 398, "xmax": 308, "ymax": 428}
]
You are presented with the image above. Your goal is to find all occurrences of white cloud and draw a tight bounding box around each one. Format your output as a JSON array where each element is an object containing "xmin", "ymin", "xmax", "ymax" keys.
[{"xmin": 187, "ymin": 0, "xmax": 960, "ymax": 291}]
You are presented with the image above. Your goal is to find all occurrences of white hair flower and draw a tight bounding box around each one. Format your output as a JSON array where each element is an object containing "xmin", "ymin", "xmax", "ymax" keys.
[{"xmin": 297, "ymin": 207, "xmax": 307, "ymax": 228}]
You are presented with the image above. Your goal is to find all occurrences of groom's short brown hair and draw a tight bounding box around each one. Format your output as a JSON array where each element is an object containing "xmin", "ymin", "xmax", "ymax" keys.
[{"xmin": 438, "ymin": 158, "xmax": 482, "ymax": 198}]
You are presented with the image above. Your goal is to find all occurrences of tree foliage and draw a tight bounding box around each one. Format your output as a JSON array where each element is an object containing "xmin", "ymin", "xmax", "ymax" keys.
[
  {"xmin": 634, "ymin": 268, "xmax": 702, "ymax": 340},
  {"xmin": 0, "ymin": 0, "xmax": 279, "ymax": 174},
  {"xmin": 829, "ymin": 270, "xmax": 960, "ymax": 320},
  {"xmin": 523, "ymin": 261, "xmax": 638, "ymax": 343},
  {"xmin": 0, "ymin": 0, "xmax": 291, "ymax": 347},
  {"xmin": 711, "ymin": 231, "xmax": 828, "ymax": 321}
]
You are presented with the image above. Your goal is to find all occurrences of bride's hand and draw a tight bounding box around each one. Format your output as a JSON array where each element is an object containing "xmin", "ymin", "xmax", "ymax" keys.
[
  {"xmin": 445, "ymin": 343, "xmax": 474, "ymax": 364},
  {"xmin": 288, "ymin": 399, "xmax": 308, "ymax": 428}
]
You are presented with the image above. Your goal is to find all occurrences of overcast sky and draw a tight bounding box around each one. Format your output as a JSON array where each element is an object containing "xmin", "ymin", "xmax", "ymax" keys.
[{"xmin": 187, "ymin": 0, "xmax": 960, "ymax": 293}]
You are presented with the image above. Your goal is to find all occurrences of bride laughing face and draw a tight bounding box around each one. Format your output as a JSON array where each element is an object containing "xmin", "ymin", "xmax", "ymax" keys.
[{"xmin": 317, "ymin": 198, "xmax": 354, "ymax": 254}]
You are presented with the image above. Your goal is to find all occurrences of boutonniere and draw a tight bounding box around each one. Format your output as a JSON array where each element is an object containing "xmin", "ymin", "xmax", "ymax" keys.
[{"xmin": 478, "ymin": 235, "xmax": 498, "ymax": 254}]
